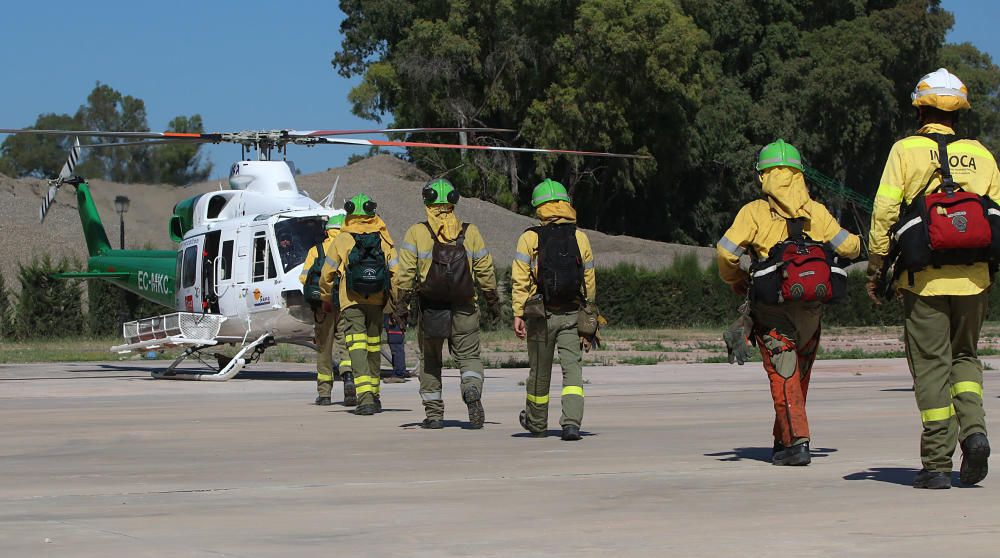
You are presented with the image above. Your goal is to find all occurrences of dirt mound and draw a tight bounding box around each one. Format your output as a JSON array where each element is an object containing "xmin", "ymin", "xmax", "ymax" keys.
[{"xmin": 0, "ymin": 155, "xmax": 713, "ymax": 288}]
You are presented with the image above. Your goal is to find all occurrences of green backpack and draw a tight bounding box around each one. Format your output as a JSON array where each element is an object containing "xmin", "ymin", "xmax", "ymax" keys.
[
  {"xmin": 303, "ymin": 242, "xmax": 326, "ymax": 305},
  {"xmin": 346, "ymin": 232, "xmax": 389, "ymax": 296}
]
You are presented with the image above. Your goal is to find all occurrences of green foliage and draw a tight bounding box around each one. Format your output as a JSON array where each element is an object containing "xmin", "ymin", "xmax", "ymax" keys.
[
  {"xmin": 333, "ymin": 1, "xmax": 1000, "ymax": 244},
  {"xmin": 0, "ymin": 113, "xmax": 82, "ymax": 178},
  {"xmin": 86, "ymin": 281, "xmax": 161, "ymax": 337},
  {"xmin": 0, "ymin": 273, "xmax": 14, "ymax": 339},
  {"xmin": 14, "ymin": 256, "xmax": 85, "ymax": 340},
  {"xmin": 0, "ymin": 82, "xmax": 211, "ymax": 185}
]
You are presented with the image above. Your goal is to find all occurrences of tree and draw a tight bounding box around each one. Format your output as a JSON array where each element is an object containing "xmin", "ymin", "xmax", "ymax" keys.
[
  {"xmin": 1, "ymin": 82, "xmax": 212, "ymax": 185},
  {"xmin": 334, "ymin": 0, "xmax": 1000, "ymax": 245},
  {"xmin": 0, "ymin": 113, "xmax": 82, "ymax": 178},
  {"xmin": 0, "ymin": 272, "xmax": 13, "ymax": 339},
  {"xmin": 149, "ymin": 115, "xmax": 213, "ymax": 185},
  {"xmin": 14, "ymin": 255, "xmax": 84, "ymax": 340}
]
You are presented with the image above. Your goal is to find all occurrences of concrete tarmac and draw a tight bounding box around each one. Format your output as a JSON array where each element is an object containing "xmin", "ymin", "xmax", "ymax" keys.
[{"xmin": 1, "ymin": 358, "xmax": 998, "ymax": 557}]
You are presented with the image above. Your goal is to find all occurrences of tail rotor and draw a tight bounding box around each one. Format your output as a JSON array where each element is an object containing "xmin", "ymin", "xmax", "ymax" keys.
[{"xmin": 39, "ymin": 136, "xmax": 81, "ymax": 223}]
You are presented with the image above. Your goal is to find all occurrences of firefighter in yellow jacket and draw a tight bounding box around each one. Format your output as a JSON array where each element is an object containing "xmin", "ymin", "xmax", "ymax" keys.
[
  {"xmin": 717, "ymin": 139, "xmax": 860, "ymax": 466},
  {"xmin": 512, "ymin": 179, "xmax": 596, "ymax": 441},
  {"xmin": 319, "ymin": 193, "xmax": 398, "ymax": 416},
  {"xmin": 867, "ymin": 68, "xmax": 998, "ymax": 488},
  {"xmin": 300, "ymin": 211, "xmax": 355, "ymax": 406},
  {"xmin": 393, "ymin": 179, "xmax": 501, "ymax": 430}
]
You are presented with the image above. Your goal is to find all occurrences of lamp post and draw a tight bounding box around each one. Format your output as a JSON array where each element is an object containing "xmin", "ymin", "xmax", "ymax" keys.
[{"xmin": 114, "ymin": 195, "xmax": 130, "ymax": 249}]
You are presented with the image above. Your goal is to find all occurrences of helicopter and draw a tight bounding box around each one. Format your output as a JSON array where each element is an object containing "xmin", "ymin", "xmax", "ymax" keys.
[{"xmin": 0, "ymin": 126, "xmax": 648, "ymax": 380}]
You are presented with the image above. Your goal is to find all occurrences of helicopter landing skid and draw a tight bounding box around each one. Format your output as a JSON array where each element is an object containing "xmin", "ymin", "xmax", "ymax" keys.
[{"xmin": 152, "ymin": 333, "xmax": 274, "ymax": 381}]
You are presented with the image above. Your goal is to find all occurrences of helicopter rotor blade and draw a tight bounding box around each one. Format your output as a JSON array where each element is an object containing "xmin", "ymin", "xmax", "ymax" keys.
[
  {"xmin": 312, "ymin": 137, "xmax": 652, "ymax": 159},
  {"xmin": 81, "ymin": 138, "xmax": 213, "ymax": 148},
  {"xmin": 0, "ymin": 128, "xmax": 221, "ymax": 140},
  {"xmin": 290, "ymin": 127, "xmax": 515, "ymax": 137}
]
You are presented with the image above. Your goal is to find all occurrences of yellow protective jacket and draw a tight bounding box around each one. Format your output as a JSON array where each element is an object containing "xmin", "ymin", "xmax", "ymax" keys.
[
  {"xmin": 298, "ymin": 229, "xmax": 340, "ymax": 286},
  {"xmin": 511, "ymin": 222, "xmax": 596, "ymax": 317},
  {"xmin": 393, "ymin": 220, "xmax": 498, "ymax": 300},
  {"xmin": 717, "ymin": 167, "xmax": 861, "ymax": 286},
  {"xmin": 319, "ymin": 224, "xmax": 398, "ymax": 311},
  {"xmin": 869, "ymin": 123, "xmax": 1000, "ymax": 295}
]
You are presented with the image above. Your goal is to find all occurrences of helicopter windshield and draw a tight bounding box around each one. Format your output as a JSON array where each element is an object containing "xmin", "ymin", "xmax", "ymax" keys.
[{"xmin": 274, "ymin": 217, "xmax": 327, "ymax": 273}]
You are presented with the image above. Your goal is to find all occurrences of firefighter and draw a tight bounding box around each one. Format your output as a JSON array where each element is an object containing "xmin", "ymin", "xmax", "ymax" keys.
[
  {"xmin": 320, "ymin": 194, "xmax": 398, "ymax": 416},
  {"xmin": 300, "ymin": 211, "xmax": 355, "ymax": 406},
  {"xmin": 717, "ymin": 139, "xmax": 861, "ymax": 466},
  {"xmin": 512, "ymin": 179, "xmax": 596, "ymax": 441},
  {"xmin": 393, "ymin": 179, "xmax": 501, "ymax": 429},
  {"xmin": 867, "ymin": 68, "xmax": 997, "ymax": 488}
]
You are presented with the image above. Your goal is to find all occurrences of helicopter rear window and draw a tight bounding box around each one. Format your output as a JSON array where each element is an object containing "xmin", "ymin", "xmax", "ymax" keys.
[
  {"xmin": 274, "ymin": 217, "xmax": 327, "ymax": 273},
  {"xmin": 182, "ymin": 245, "xmax": 198, "ymax": 288}
]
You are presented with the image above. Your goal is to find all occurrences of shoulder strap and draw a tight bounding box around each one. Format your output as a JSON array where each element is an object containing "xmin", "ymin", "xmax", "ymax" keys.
[
  {"xmin": 421, "ymin": 221, "xmax": 436, "ymax": 242},
  {"xmin": 317, "ymin": 241, "xmax": 324, "ymax": 263},
  {"xmin": 921, "ymin": 133, "xmax": 960, "ymax": 193},
  {"xmin": 456, "ymin": 223, "xmax": 470, "ymax": 248}
]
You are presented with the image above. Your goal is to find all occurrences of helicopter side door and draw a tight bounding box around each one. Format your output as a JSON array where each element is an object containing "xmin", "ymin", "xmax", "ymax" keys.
[
  {"xmin": 211, "ymin": 226, "xmax": 243, "ymax": 318},
  {"xmin": 176, "ymin": 239, "xmax": 203, "ymax": 313},
  {"xmin": 246, "ymin": 224, "xmax": 280, "ymax": 314}
]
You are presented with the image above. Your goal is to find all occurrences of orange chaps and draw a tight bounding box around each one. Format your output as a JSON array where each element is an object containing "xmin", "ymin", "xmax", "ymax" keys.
[{"xmin": 755, "ymin": 328, "xmax": 820, "ymax": 447}]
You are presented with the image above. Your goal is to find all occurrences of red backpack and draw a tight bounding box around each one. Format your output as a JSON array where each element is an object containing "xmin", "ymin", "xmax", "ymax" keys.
[
  {"xmin": 750, "ymin": 218, "xmax": 848, "ymax": 304},
  {"xmin": 888, "ymin": 134, "xmax": 1000, "ymax": 286}
]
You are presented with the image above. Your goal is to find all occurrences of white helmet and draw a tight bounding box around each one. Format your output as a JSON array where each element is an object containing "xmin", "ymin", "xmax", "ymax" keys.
[{"xmin": 911, "ymin": 67, "xmax": 971, "ymax": 111}]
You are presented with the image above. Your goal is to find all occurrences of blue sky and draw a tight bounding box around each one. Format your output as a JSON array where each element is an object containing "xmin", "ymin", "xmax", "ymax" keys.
[{"xmin": 0, "ymin": 0, "xmax": 995, "ymax": 178}]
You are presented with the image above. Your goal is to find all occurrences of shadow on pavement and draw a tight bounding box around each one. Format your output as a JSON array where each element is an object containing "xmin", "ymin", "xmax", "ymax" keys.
[
  {"xmin": 880, "ymin": 387, "xmax": 915, "ymax": 392},
  {"xmin": 843, "ymin": 467, "xmax": 982, "ymax": 488},
  {"xmin": 510, "ymin": 430, "xmax": 597, "ymax": 439},
  {"xmin": 398, "ymin": 419, "xmax": 503, "ymax": 430},
  {"xmin": 706, "ymin": 446, "xmax": 837, "ymax": 463}
]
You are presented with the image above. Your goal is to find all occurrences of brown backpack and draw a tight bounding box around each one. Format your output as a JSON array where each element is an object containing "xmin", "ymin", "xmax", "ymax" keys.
[{"xmin": 417, "ymin": 222, "xmax": 476, "ymax": 304}]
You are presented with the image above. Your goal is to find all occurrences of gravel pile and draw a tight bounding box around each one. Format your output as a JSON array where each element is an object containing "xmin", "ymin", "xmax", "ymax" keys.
[{"xmin": 0, "ymin": 155, "xmax": 714, "ymax": 289}]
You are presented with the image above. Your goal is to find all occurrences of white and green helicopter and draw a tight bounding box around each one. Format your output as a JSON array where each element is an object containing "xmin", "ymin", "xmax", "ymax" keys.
[{"xmin": 0, "ymin": 126, "xmax": 646, "ymax": 380}]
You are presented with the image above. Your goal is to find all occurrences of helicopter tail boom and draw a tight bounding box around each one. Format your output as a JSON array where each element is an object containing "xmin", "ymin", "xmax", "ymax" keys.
[{"xmin": 76, "ymin": 182, "xmax": 113, "ymax": 257}]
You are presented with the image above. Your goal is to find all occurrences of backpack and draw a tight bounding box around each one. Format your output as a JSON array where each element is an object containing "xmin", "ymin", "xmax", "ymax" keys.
[
  {"xmin": 418, "ymin": 222, "xmax": 476, "ymax": 304},
  {"xmin": 303, "ymin": 241, "xmax": 325, "ymax": 305},
  {"xmin": 889, "ymin": 134, "xmax": 1000, "ymax": 285},
  {"xmin": 346, "ymin": 232, "xmax": 389, "ymax": 296},
  {"xmin": 750, "ymin": 218, "xmax": 848, "ymax": 304},
  {"xmin": 531, "ymin": 223, "xmax": 584, "ymax": 306}
]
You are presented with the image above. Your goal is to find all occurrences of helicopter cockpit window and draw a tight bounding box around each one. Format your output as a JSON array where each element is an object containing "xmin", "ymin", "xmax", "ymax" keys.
[
  {"xmin": 274, "ymin": 217, "xmax": 327, "ymax": 273},
  {"xmin": 182, "ymin": 245, "xmax": 198, "ymax": 288},
  {"xmin": 252, "ymin": 233, "xmax": 276, "ymax": 282}
]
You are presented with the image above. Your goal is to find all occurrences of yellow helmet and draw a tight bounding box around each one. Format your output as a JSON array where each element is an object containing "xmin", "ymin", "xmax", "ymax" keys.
[{"xmin": 911, "ymin": 67, "xmax": 971, "ymax": 111}]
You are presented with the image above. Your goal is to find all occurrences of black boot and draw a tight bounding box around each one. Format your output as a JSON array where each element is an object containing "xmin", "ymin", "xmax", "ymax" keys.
[
  {"xmin": 561, "ymin": 425, "xmax": 581, "ymax": 441},
  {"xmin": 421, "ymin": 418, "xmax": 444, "ymax": 429},
  {"xmin": 772, "ymin": 441, "xmax": 811, "ymax": 466},
  {"xmin": 354, "ymin": 403, "xmax": 377, "ymax": 416},
  {"xmin": 374, "ymin": 396, "xmax": 383, "ymax": 413},
  {"xmin": 463, "ymin": 387, "xmax": 485, "ymax": 429},
  {"xmin": 913, "ymin": 468, "xmax": 952, "ymax": 489},
  {"xmin": 315, "ymin": 396, "xmax": 331, "ymax": 406},
  {"xmin": 519, "ymin": 410, "xmax": 546, "ymax": 438},
  {"xmin": 772, "ymin": 440, "xmax": 785, "ymax": 458},
  {"xmin": 342, "ymin": 372, "xmax": 357, "ymax": 407},
  {"xmin": 960, "ymin": 433, "xmax": 990, "ymax": 486}
]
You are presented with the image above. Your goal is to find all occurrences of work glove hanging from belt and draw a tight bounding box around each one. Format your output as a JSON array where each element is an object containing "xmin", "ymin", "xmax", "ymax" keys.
[
  {"xmin": 722, "ymin": 302, "xmax": 754, "ymax": 365},
  {"xmin": 483, "ymin": 290, "xmax": 503, "ymax": 317},
  {"xmin": 865, "ymin": 254, "xmax": 884, "ymax": 306},
  {"xmin": 393, "ymin": 289, "xmax": 413, "ymax": 329}
]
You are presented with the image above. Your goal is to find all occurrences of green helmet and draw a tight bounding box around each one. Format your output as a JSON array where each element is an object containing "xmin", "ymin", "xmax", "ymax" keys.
[
  {"xmin": 325, "ymin": 211, "xmax": 346, "ymax": 230},
  {"xmin": 531, "ymin": 178, "xmax": 571, "ymax": 208},
  {"xmin": 423, "ymin": 178, "xmax": 459, "ymax": 205},
  {"xmin": 756, "ymin": 139, "xmax": 803, "ymax": 172},
  {"xmin": 345, "ymin": 193, "xmax": 377, "ymax": 216}
]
